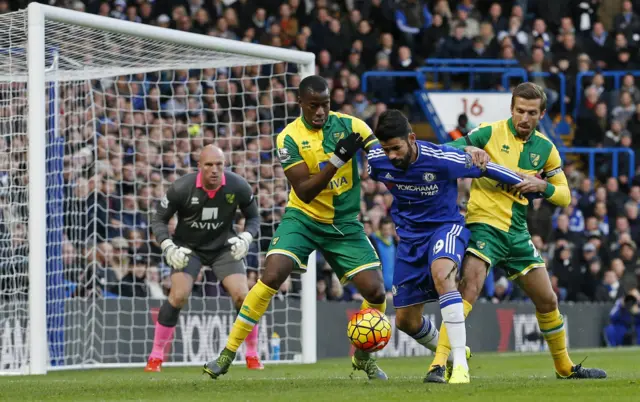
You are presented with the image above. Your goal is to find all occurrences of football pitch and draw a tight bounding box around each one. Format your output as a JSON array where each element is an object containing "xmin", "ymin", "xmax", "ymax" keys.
[{"xmin": 2, "ymin": 348, "xmax": 639, "ymax": 401}]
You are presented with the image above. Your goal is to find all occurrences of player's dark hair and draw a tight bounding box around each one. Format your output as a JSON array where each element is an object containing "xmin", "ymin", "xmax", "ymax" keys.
[
  {"xmin": 511, "ymin": 82, "xmax": 547, "ymax": 112},
  {"xmin": 299, "ymin": 75, "xmax": 329, "ymax": 97},
  {"xmin": 375, "ymin": 109, "xmax": 412, "ymax": 141}
]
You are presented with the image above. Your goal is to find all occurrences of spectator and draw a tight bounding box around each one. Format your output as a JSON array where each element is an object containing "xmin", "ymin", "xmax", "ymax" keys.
[
  {"xmin": 604, "ymin": 292, "xmax": 640, "ymax": 346},
  {"xmin": 613, "ymin": 0, "xmax": 640, "ymax": 40},
  {"xmin": 528, "ymin": 198, "xmax": 554, "ymax": 244},
  {"xmin": 449, "ymin": 114, "xmax": 470, "ymax": 140},
  {"xmin": 394, "ymin": 0, "xmax": 432, "ymax": 50},
  {"xmin": 4, "ymin": 0, "xmax": 640, "ymax": 309},
  {"xmin": 370, "ymin": 217, "xmax": 397, "ymax": 295},
  {"xmin": 596, "ymin": 268, "xmax": 626, "ymax": 302}
]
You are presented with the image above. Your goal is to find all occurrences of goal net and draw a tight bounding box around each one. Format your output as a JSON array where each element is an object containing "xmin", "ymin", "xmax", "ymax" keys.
[{"xmin": 0, "ymin": 4, "xmax": 316, "ymax": 375}]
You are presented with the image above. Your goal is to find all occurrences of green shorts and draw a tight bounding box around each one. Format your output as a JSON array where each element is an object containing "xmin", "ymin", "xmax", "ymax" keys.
[
  {"xmin": 267, "ymin": 209, "xmax": 380, "ymax": 283},
  {"xmin": 465, "ymin": 223, "xmax": 545, "ymax": 280}
]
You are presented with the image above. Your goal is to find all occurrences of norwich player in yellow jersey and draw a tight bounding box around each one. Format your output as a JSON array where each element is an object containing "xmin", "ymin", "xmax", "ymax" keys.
[
  {"xmin": 204, "ymin": 75, "xmax": 389, "ymax": 380},
  {"xmin": 424, "ymin": 83, "xmax": 606, "ymax": 382}
]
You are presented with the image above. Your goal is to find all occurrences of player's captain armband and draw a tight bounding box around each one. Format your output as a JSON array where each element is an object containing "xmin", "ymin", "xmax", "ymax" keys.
[
  {"xmin": 542, "ymin": 167, "xmax": 563, "ymax": 179},
  {"xmin": 363, "ymin": 135, "xmax": 377, "ymax": 150},
  {"xmin": 464, "ymin": 124, "xmax": 485, "ymax": 146},
  {"xmin": 278, "ymin": 147, "xmax": 291, "ymax": 163}
]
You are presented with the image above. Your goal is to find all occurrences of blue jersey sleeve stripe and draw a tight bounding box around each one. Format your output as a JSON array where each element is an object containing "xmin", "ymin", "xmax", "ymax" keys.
[
  {"xmin": 420, "ymin": 146, "xmax": 466, "ymax": 159},
  {"xmin": 486, "ymin": 162, "xmax": 520, "ymax": 177},
  {"xmin": 420, "ymin": 149, "xmax": 467, "ymax": 166},
  {"xmin": 485, "ymin": 162, "xmax": 522, "ymax": 184},
  {"xmin": 420, "ymin": 148, "xmax": 467, "ymax": 162},
  {"xmin": 486, "ymin": 162, "xmax": 522, "ymax": 181},
  {"xmin": 419, "ymin": 146, "xmax": 467, "ymax": 160}
]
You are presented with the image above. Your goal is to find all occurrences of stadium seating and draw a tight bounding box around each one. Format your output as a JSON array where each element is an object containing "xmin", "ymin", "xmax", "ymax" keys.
[{"xmin": 2, "ymin": 0, "xmax": 639, "ymax": 318}]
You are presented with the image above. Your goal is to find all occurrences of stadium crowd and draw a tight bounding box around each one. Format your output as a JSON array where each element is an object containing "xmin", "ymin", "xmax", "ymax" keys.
[{"xmin": 1, "ymin": 0, "xmax": 640, "ymax": 343}]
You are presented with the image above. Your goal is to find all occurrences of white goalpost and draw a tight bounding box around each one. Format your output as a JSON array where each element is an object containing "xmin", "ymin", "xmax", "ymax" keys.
[{"xmin": 0, "ymin": 2, "xmax": 317, "ymax": 375}]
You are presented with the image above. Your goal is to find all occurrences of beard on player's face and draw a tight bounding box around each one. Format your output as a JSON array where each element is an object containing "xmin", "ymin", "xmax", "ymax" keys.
[{"xmin": 390, "ymin": 141, "xmax": 413, "ymax": 170}]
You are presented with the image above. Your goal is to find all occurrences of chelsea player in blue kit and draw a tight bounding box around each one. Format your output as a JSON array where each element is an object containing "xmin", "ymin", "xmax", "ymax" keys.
[{"xmin": 367, "ymin": 110, "xmax": 530, "ymax": 384}]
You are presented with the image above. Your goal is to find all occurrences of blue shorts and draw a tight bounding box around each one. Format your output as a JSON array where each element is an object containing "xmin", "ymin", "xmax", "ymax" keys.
[{"xmin": 392, "ymin": 223, "xmax": 470, "ymax": 308}]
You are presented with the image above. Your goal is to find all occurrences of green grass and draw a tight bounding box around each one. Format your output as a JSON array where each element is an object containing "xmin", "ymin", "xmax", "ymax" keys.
[{"xmin": 2, "ymin": 348, "xmax": 639, "ymax": 401}]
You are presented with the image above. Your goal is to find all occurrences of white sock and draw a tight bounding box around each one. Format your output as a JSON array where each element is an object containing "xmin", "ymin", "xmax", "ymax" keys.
[
  {"xmin": 439, "ymin": 291, "xmax": 468, "ymax": 370},
  {"xmin": 410, "ymin": 316, "xmax": 439, "ymax": 352}
]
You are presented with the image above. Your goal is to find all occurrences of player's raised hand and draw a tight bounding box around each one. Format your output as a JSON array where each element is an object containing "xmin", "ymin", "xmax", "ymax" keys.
[
  {"xmin": 228, "ymin": 232, "xmax": 253, "ymax": 260},
  {"xmin": 330, "ymin": 132, "xmax": 364, "ymax": 168},
  {"xmin": 161, "ymin": 239, "xmax": 192, "ymax": 270},
  {"xmin": 464, "ymin": 146, "xmax": 490, "ymax": 170},
  {"xmin": 514, "ymin": 172, "xmax": 548, "ymax": 194}
]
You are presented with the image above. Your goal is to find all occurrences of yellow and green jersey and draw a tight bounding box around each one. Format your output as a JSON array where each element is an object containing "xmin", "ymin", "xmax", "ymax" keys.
[
  {"xmin": 276, "ymin": 111, "xmax": 377, "ymax": 224},
  {"xmin": 448, "ymin": 118, "xmax": 570, "ymax": 232}
]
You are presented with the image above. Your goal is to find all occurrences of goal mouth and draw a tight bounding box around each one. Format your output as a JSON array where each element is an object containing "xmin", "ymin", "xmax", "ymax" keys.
[{"xmin": 0, "ymin": 3, "xmax": 316, "ymax": 375}]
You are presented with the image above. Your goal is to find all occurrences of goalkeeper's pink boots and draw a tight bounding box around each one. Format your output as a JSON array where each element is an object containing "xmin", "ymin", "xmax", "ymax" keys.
[
  {"xmin": 144, "ymin": 356, "xmax": 264, "ymax": 372},
  {"xmin": 246, "ymin": 356, "xmax": 264, "ymax": 370},
  {"xmin": 144, "ymin": 358, "xmax": 162, "ymax": 373}
]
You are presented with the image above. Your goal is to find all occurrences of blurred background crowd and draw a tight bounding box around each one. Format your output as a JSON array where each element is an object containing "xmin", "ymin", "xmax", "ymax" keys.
[{"xmin": 1, "ymin": 0, "xmax": 640, "ymax": 345}]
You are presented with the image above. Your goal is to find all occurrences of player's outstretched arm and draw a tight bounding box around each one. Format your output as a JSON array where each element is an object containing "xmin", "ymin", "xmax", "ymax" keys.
[
  {"xmin": 483, "ymin": 162, "xmax": 525, "ymax": 185},
  {"xmin": 481, "ymin": 163, "xmax": 546, "ymax": 200},
  {"xmin": 446, "ymin": 125, "xmax": 492, "ymax": 150},
  {"xmin": 286, "ymin": 133, "xmax": 363, "ymax": 204}
]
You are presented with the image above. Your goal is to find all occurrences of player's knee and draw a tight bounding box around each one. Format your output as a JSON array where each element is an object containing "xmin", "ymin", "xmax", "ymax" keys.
[
  {"xmin": 459, "ymin": 258, "xmax": 488, "ymax": 303},
  {"xmin": 535, "ymin": 291, "xmax": 558, "ymax": 314},
  {"xmin": 168, "ymin": 284, "xmax": 191, "ymax": 309},
  {"xmin": 362, "ymin": 286, "xmax": 386, "ymax": 305},
  {"xmin": 168, "ymin": 293, "xmax": 189, "ymax": 309},
  {"xmin": 231, "ymin": 292, "xmax": 248, "ymax": 310},
  {"xmin": 431, "ymin": 260, "xmax": 458, "ymax": 294},
  {"xmin": 395, "ymin": 313, "xmax": 420, "ymax": 335},
  {"xmin": 261, "ymin": 255, "xmax": 294, "ymax": 289},
  {"xmin": 459, "ymin": 276, "xmax": 482, "ymax": 303}
]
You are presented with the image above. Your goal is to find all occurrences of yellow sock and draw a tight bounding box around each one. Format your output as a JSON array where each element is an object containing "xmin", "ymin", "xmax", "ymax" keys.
[
  {"xmin": 361, "ymin": 298, "xmax": 387, "ymax": 314},
  {"xmin": 536, "ymin": 309, "xmax": 573, "ymax": 376},
  {"xmin": 226, "ymin": 280, "xmax": 277, "ymax": 352},
  {"xmin": 430, "ymin": 299, "xmax": 473, "ymax": 368}
]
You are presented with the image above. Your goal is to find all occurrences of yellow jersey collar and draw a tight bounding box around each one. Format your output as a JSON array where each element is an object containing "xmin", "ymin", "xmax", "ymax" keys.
[
  {"xmin": 301, "ymin": 115, "xmax": 321, "ymax": 131},
  {"xmin": 507, "ymin": 117, "xmax": 535, "ymax": 142}
]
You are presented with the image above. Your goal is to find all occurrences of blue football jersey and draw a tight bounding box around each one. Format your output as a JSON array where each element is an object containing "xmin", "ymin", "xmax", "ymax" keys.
[{"xmin": 366, "ymin": 140, "xmax": 523, "ymax": 239}]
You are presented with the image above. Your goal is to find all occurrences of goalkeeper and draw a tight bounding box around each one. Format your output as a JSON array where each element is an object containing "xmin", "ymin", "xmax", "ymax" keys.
[
  {"xmin": 145, "ymin": 145, "xmax": 264, "ymax": 372},
  {"xmin": 424, "ymin": 82, "xmax": 607, "ymax": 382},
  {"xmin": 204, "ymin": 75, "xmax": 389, "ymax": 380}
]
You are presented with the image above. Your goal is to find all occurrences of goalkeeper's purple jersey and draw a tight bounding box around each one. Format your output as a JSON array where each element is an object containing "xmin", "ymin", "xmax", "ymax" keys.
[{"xmin": 366, "ymin": 141, "xmax": 524, "ymax": 239}]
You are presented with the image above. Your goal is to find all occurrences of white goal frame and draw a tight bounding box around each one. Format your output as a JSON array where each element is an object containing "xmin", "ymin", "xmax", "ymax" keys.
[{"xmin": 24, "ymin": 2, "xmax": 317, "ymax": 375}]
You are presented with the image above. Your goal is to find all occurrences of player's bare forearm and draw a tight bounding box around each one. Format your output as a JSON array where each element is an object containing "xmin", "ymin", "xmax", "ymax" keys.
[{"xmin": 285, "ymin": 162, "xmax": 338, "ymax": 204}]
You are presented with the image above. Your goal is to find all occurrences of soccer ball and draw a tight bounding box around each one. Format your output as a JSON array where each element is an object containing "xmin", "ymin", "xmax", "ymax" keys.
[{"xmin": 347, "ymin": 308, "xmax": 392, "ymax": 352}]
